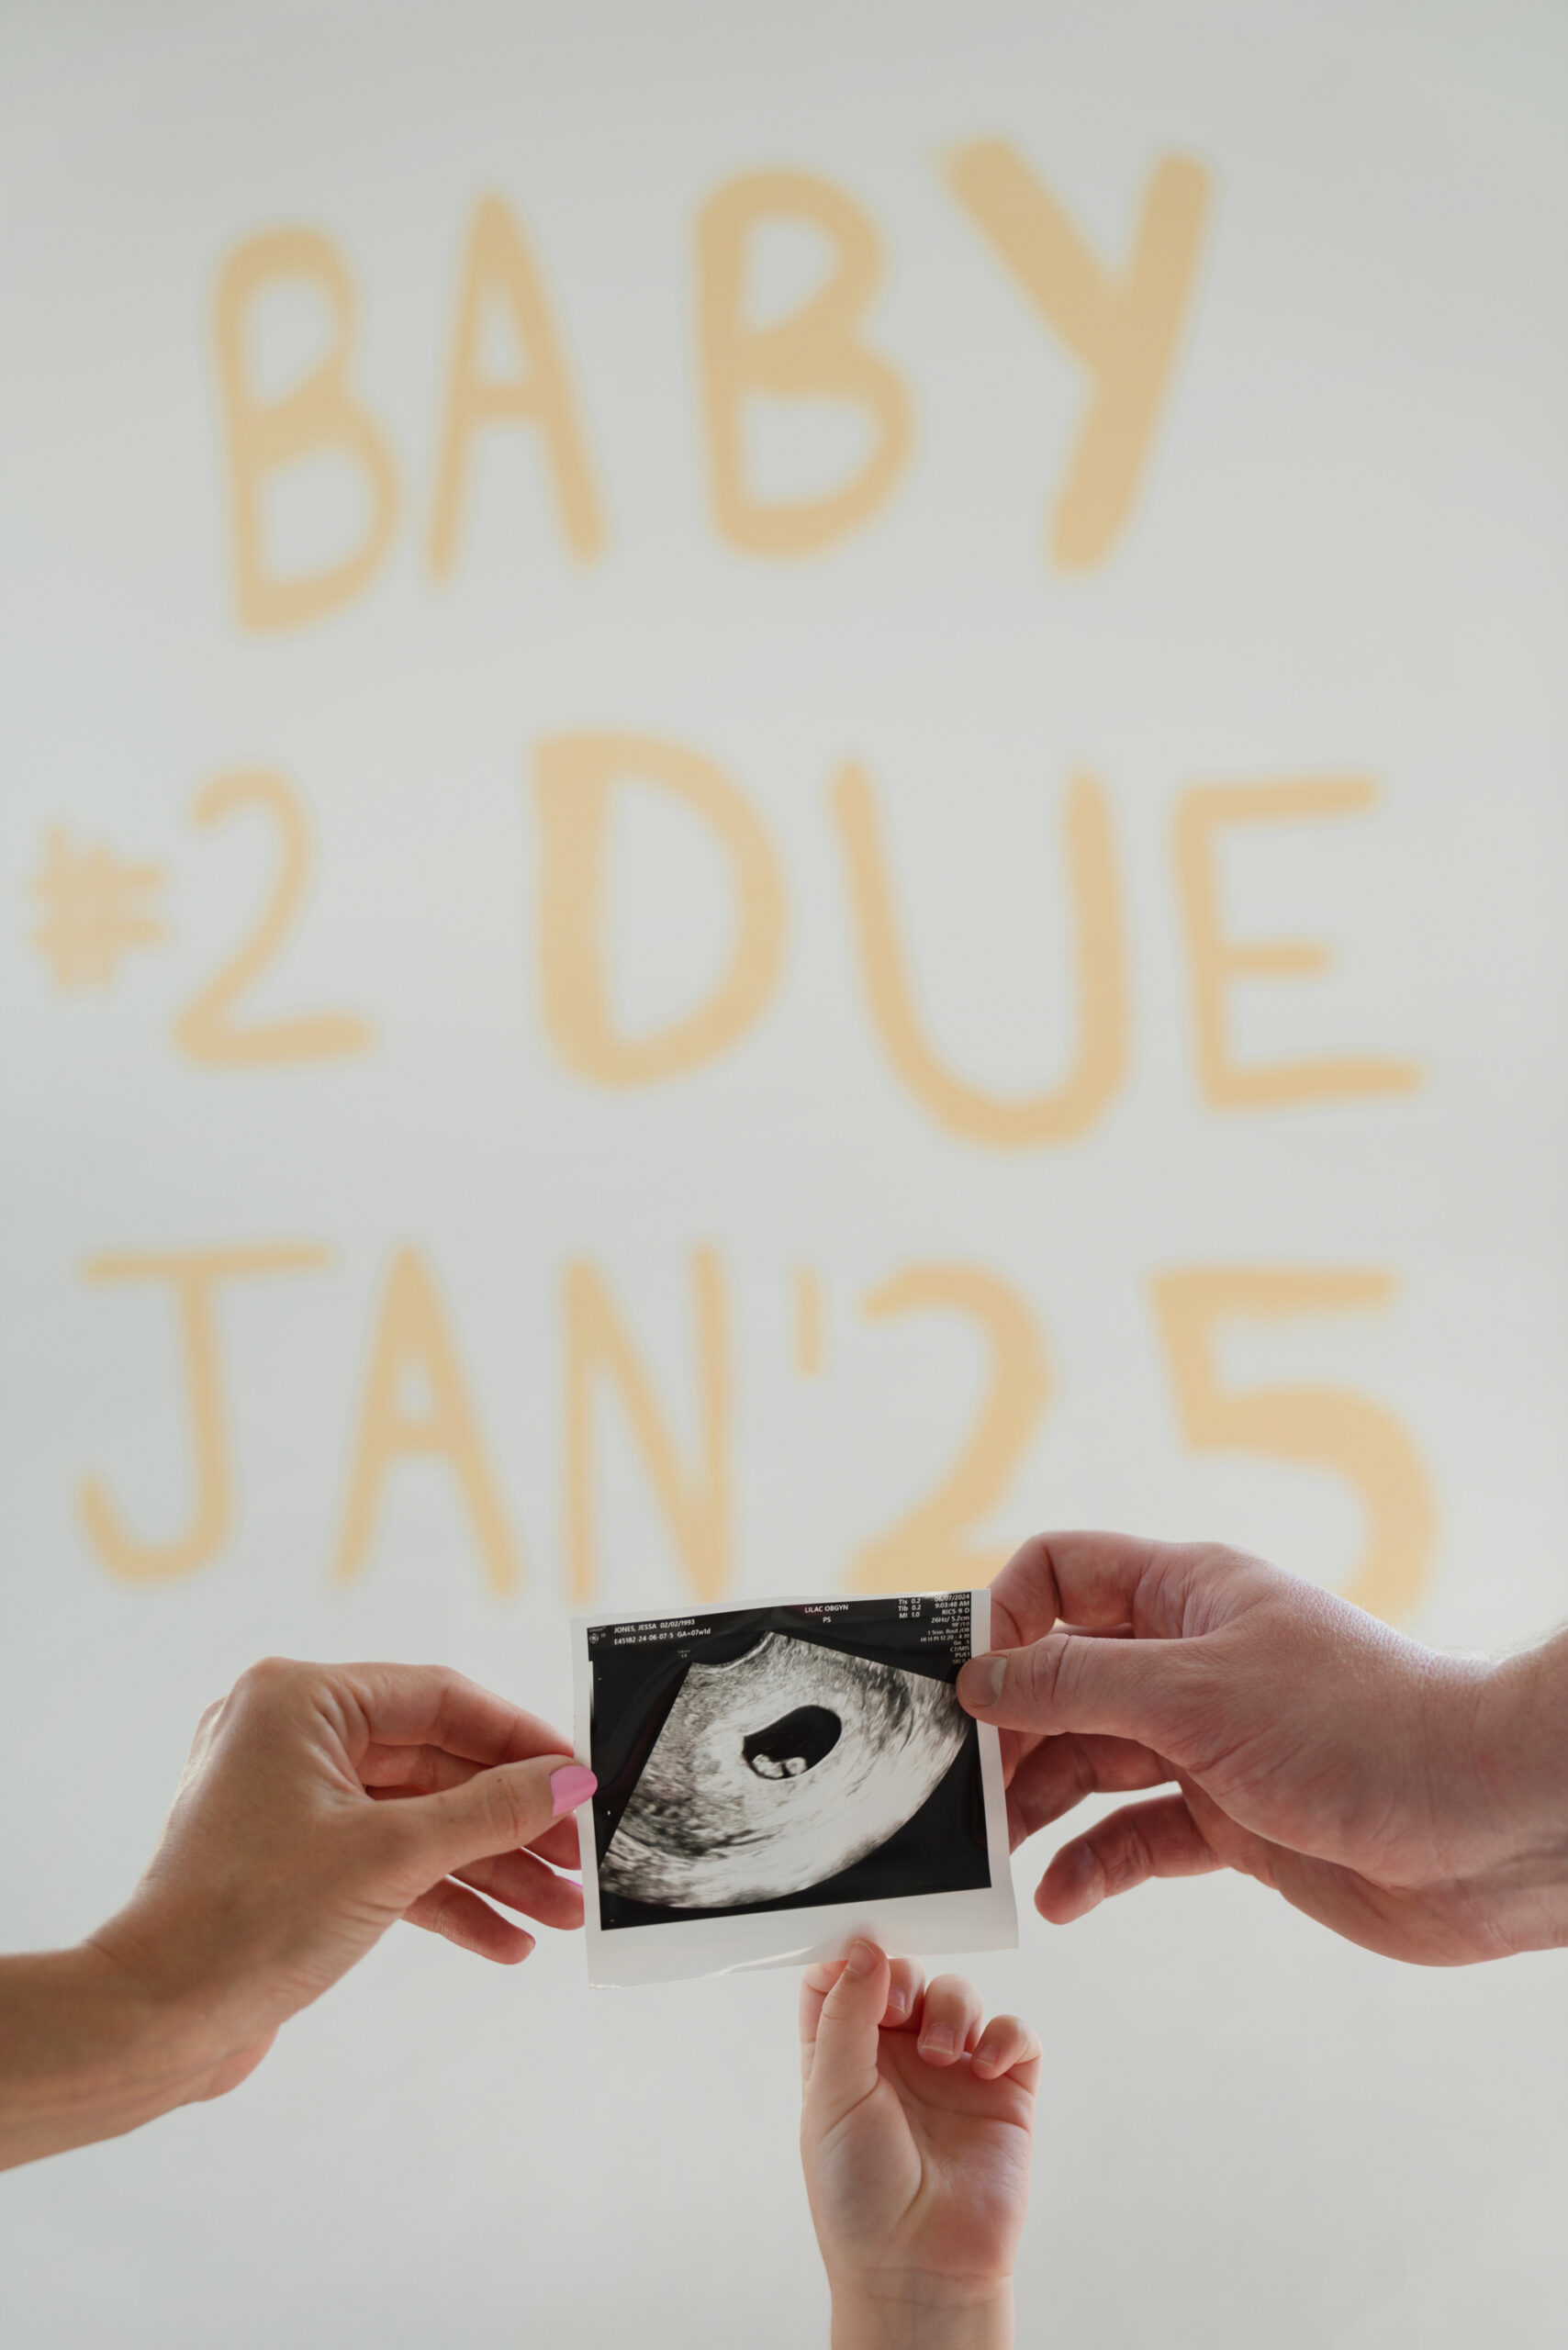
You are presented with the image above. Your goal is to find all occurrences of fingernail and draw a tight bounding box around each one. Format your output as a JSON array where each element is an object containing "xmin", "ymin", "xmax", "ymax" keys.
[
  {"xmin": 885, "ymin": 1985, "xmax": 910, "ymax": 2020},
  {"xmin": 920, "ymin": 2025, "xmax": 956, "ymax": 2058},
  {"xmin": 844, "ymin": 1937, "xmax": 879, "ymax": 1978},
  {"xmin": 958, "ymin": 1655, "xmax": 1006, "ymax": 1711},
  {"xmin": 550, "ymin": 1764, "xmax": 597, "ymax": 1818}
]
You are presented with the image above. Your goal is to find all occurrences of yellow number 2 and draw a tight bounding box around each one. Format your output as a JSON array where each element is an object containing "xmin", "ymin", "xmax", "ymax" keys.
[
  {"xmin": 174, "ymin": 771, "xmax": 373, "ymax": 1067},
  {"xmin": 845, "ymin": 1263, "xmax": 1051, "ymax": 1595}
]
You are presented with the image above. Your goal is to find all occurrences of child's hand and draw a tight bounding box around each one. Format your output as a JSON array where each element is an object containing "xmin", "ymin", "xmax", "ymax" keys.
[{"xmin": 800, "ymin": 1938, "xmax": 1038, "ymax": 2348}]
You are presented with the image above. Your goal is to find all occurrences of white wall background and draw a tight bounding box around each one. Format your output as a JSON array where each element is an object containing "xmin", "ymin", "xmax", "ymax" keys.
[{"xmin": 2, "ymin": 1, "xmax": 1566, "ymax": 2342}]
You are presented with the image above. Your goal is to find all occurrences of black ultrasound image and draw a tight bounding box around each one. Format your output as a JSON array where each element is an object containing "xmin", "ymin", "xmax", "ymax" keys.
[{"xmin": 587, "ymin": 1598, "xmax": 991, "ymax": 1929}]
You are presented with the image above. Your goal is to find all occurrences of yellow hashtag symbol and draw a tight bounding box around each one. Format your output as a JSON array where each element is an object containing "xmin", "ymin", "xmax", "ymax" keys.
[{"xmin": 28, "ymin": 827, "xmax": 167, "ymax": 991}]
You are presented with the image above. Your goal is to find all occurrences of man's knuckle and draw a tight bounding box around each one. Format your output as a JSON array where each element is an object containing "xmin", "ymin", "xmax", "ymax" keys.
[
  {"xmin": 1020, "ymin": 1638, "xmax": 1064, "ymax": 1714},
  {"xmin": 234, "ymin": 1655, "xmax": 301, "ymax": 1707},
  {"xmin": 1070, "ymin": 1737, "xmax": 1098, "ymax": 1803},
  {"xmin": 1103, "ymin": 1818, "xmax": 1153, "ymax": 1897},
  {"xmin": 421, "ymin": 1885, "xmax": 461, "ymax": 1943}
]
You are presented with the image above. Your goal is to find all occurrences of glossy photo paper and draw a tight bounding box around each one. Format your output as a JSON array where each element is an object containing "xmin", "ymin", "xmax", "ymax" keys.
[{"xmin": 572, "ymin": 1590, "xmax": 1016, "ymax": 1986}]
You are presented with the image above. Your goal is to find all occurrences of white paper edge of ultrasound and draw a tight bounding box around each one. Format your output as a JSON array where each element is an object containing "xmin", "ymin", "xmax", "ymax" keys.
[{"xmin": 571, "ymin": 1589, "xmax": 1017, "ymax": 1988}]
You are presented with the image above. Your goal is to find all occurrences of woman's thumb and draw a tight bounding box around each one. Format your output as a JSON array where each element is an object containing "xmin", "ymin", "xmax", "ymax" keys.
[{"xmin": 402, "ymin": 1755, "xmax": 596, "ymax": 1879}]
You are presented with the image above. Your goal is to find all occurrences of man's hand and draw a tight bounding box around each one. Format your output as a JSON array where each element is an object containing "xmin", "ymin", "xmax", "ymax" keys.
[
  {"xmin": 957, "ymin": 1533, "xmax": 1568, "ymax": 1965},
  {"xmin": 1, "ymin": 1659, "xmax": 596, "ymax": 2168},
  {"xmin": 801, "ymin": 1940, "xmax": 1038, "ymax": 2350}
]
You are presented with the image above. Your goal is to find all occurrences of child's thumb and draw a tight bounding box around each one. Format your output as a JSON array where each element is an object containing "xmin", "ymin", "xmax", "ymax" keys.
[{"xmin": 805, "ymin": 1939, "xmax": 890, "ymax": 2128}]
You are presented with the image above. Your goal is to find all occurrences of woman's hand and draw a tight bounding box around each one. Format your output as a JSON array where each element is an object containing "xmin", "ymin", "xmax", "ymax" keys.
[
  {"xmin": 1, "ymin": 1657, "xmax": 597, "ymax": 2170},
  {"xmin": 800, "ymin": 1939, "xmax": 1039, "ymax": 2350}
]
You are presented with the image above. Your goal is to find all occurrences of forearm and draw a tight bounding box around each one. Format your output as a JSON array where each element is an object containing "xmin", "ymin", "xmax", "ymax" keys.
[
  {"xmin": 830, "ymin": 2282, "xmax": 1013, "ymax": 2350},
  {"xmin": 0, "ymin": 1942, "xmax": 220, "ymax": 2171}
]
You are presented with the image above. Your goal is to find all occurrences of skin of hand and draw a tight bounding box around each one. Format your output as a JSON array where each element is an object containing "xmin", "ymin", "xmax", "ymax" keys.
[
  {"xmin": 0, "ymin": 1657, "xmax": 596, "ymax": 2170},
  {"xmin": 957, "ymin": 1531, "xmax": 1568, "ymax": 1965},
  {"xmin": 800, "ymin": 1938, "xmax": 1039, "ymax": 2350}
]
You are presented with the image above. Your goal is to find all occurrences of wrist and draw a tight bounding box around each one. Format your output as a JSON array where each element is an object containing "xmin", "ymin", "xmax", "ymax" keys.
[
  {"xmin": 86, "ymin": 1905, "xmax": 278, "ymax": 2100},
  {"xmin": 1466, "ymin": 1630, "xmax": 1568, "ymax": 1953},
  {"xmin": 829, "ymin": 2275, "xmax": 1013, "ymax": 2350},
  {"xmin": 0, "ymin": 1940, "xmax": 231, "ymax": 2171}
]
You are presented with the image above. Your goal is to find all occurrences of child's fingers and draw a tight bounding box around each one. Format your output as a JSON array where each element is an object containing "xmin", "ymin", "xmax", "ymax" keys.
[
  {"xmin": 801, "ymin": 1957, "xmax": 847, "ymax": 2004},
  {"xmin": 915, "ymin": 1973, "xmax": 985, "ymax": 2065},
  {"xmin": 972, "ymin": 2012, "xmax": 1043, "ymax": 2089},
  {"xmin": 883, "ymin": 1955, "xmax": 925, "ymax": 2030},
  {"xmin": 799, "ymin": 1958, "xmax": 845, "ymax": 2087},
  {"xmin": 800, "ymin": 1952, "xmax": 924, "ymax": 2084},
  {"xmin": 801, "ymin": 1938, "xmax": 891, "ymax": 2127}
]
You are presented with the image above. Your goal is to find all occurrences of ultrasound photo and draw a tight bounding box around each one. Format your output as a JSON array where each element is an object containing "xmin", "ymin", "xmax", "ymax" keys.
[
  {"xmin": 574, "ymin": 1593, "xmax": 1016, "ymax": 1984},
  {"xmin": 600, "ymin": 1629, "xmax": 969, "ymax": 1909}
]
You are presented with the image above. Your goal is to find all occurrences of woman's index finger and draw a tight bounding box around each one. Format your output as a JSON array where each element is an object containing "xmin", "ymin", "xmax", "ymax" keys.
[{"xmin": 338, "ymin": 1662, "xmax": 573, "ymax": 1767}]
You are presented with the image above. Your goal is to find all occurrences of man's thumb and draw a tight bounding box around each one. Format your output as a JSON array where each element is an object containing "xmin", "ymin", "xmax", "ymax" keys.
[
  {"xmin": 402, "ymin": 1755, "xmax": 596, "ymax": 1878},
  {"xmin": 958, "ymin": 1632, "xmax": 1197, "ymax": 1750}
]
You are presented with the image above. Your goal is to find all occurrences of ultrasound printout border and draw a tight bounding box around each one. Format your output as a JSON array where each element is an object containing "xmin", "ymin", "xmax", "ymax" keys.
[{"xmin": 571, "ymin": 1590, "xmax": 1017, "ymax": 1987}]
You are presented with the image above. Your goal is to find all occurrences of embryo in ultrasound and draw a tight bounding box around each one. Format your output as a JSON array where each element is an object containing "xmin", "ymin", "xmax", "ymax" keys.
[{"xmin": 598, "ymin": 1628, "xmax": 971, "ymax": 1910}]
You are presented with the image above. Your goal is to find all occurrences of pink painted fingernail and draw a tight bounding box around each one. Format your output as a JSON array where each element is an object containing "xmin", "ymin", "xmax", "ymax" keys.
[{"xmin": 550, "ymin": 1764, "xmax": 597, "ymax": 1817}]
